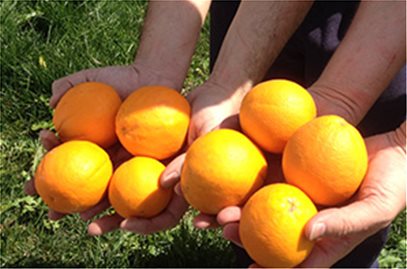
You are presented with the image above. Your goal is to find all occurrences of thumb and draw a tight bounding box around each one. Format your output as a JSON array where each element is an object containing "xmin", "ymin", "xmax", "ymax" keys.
[
  {"xmin": 50, "ymin": 68, "xmax": 98, "ymax": 108},
  {"xmin": 305, "ymin": 198, "xmax": 389, "ymax": 241},
  {"xmin": 160, "ymin": 153, "xmax": 186, "ymax": 189}
]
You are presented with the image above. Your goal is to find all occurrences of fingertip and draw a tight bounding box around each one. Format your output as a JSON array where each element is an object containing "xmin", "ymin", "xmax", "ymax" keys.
[
  {"xmin": 39, "ymin": 130, "xmax": 61, "ymax": 150},
  {"xmin": 216, "ymin": 206, "xmax": 242, "ymax": 226},
  {"xmin": 51, "ymin": 78, "xmax": 72, "ymax": 108},
  {"xmin": 174, "ymin": 183, "xmax": 183, "ymax": 196},
  {"xmin": 24, "ymin": 180, "xmax": 37, "ymax": 196},
  {"xmin": 307, "ymin": 222, "xmax": 326, "ymax": 241},
  {"xmin": 119, "ymin": 219, "xmax": 128, "ymax": 229},
  {"xmin": 88, "ymin": 222, "xmax": 103, "ymax": 236},
  {"xmin": 193, "ymin": 214, "xmax": 218, "ymax": 229}
]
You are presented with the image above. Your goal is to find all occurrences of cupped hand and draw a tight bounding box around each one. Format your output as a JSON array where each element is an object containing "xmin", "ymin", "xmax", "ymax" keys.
[
  {"xmin": 213, "ymin": 123, "xmax": 406, "ymax": 268},
  {"xmin": 25, "ymin": 62, "xmax": 185, "ymax": 234},
  {"xmin": 111, "ymin": 77, "xmax": 249, "ymax": 234},
  {"xmin": 200, "ymin": 80, "xmax": 406, "ymax": 268},
  {"xmin": 298, "ymin": 123, "xmax": 406, "ymax": 267},
  {"xmin": 159, "ymin": 80, "xmax": 247, "ymax": 193}
]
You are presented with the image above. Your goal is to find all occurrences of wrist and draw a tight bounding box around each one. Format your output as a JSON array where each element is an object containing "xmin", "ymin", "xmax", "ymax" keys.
[
  {"xmin": 132, "ymin": 60, "xmax": 185, "ymax": 91},
  {"xmin": 204, "ymin": 76, "xmax": 253, "ymax": 109}
]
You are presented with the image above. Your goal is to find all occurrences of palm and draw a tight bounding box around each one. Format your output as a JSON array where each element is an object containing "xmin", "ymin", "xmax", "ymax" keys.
[
  {"xmin": 26, "ymin": 64, "xmax": 186, "ymax": 233},
  {"xmin": 298, "ymin": 131, "xmax": 406, "ymax": 267},
  {"xmin": 187, "ymin": 83, "xmax": 241, "ymax": 144}
]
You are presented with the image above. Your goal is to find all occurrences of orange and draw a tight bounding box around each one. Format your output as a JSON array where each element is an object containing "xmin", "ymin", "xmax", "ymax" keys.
[
  {"xmin": 53, "ymin": 82, "xmax": 122, "ymax": 148},
  {"xmin": 239, "ymin": 79, "xmax": 316, "ymax": 153},
  {"xmin": 239, "ymin": 183, "xmax": 317, "ymax": 268},
  {"xmin": 108, "ymin": 156, "xmax": 172, "ymax": 218},
  {"xmin": 115, "ymin": 86, "xmax": 190, "ymax": 160},
  {"xmin": 35, "ymin": 140, "xmax": 113, "ymax": 213},
  {"xmin": 181, "ymin": 129, "xmax": 267, "ymax": 215},
  {"xmin": 282, "ymin": 115, "xmax": 368, "ymax": 206}
]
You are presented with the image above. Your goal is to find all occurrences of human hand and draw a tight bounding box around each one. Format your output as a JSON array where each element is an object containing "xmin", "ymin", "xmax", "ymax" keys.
[
  {"xmin": 199, "ymin": 80, "xmax": 406, "ymax": 267},
  {"xmin": 118, "ymin": 79, "xmax": 247, "ymax": 233},
  {"xmin": 24, "ymin": 62, "xmax": 187, "ymax": 234},
  {"xmin": 159, "ymin": 80, "xmax": 248, "ymax": 189}
]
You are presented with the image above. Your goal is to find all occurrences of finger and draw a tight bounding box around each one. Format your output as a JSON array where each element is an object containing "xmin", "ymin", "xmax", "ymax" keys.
[
  {"xmin": 297, "ymin": 234, "xmax": 367, "ymax": 268},
  {"xmin": 219, "ymin": 114, "xmax": 240, "ymax": 131},
  {"xmin": 88, "ymin": 213, "xmax": 124, "ymax": 236},
  {"xmin": 174, "ymin": 183, "xmax": 183, "ymax": 196},
  {"xmin": 193, "ymin": 213, "xmax": 219, "ymax": 229},
  {"xmin": 216, "ymin": 206, "xmax": 242, "ymax": 226},
  {"xmin": 80, "ymin": 197, "xmax": 111, "ymax": 221},
  {"xmin": 187, "ymin": 124, "xmax": 198, "ymax": 146},
  {"xmin": 305, "ymin": 198, "xmax": 386, "ymax": 242},
  {"xmin": 223, "ymin": 223, "xmax": 243, "ymax": 247},
  {"xmin": 120, "ymin": 192, "xmax": 188, "ymax": 234},
  {"xmin": 24, "ymin": 179, "xmax": 37, "ymax": 196},
  {"xmin": 48, "ymin": 209, "xmax": 67, "ymax": 220},
  {"xmin": 50, "ymin": 69, "xmax": 97, "ymax": 108},
  {"xmin": 160, "ymin": 153, "xmax": 186, "ymax": 189},
  {"xmin": 39, "ymin": 130, "xmax": 61, "ymax": 151}
]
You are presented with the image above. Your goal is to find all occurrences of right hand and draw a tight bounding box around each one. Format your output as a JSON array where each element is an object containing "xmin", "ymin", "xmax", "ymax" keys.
[{"xmin": 24, "ymin": 62, "xmax": 188, "ymax": 235}]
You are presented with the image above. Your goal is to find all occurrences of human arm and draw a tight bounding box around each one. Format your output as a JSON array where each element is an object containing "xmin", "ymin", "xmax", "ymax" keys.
[
  {"xmin": 210, "ymin": 1, "xmax": 407, "ymax": 267},
  {"xmin": 161, "ymin": 0, "xmax": 315, "ymax": 192},
  {"xmin": 25, "ymin": 0, "xmax": 211, "ymax": 233},
  {"xmin": 187, "ymin": 0, "xmax": 314, "ymax": 143}
]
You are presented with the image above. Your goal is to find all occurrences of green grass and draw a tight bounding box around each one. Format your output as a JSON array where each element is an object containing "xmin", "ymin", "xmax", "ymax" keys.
[{"xmin": 0, "ymin": 1, "xmax": 405, "ymax": 268}]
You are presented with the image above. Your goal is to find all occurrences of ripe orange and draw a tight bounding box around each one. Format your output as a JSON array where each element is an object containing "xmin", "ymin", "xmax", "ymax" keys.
[
  {"xmin": 239, "ymin": 183, "xmax": 317, "ymax": 268},
  {"xmin": 108, "ymin": 156, "xmax": 172, "ymax": 218},
  {"xmin": 35, "ymin": 140, "xmax": 113, "ymax": 213},
  {"xmin": 239, "ymin": 79, "xmax": 316, "ymax": 153},
  {"xmin": 53, "ymin": 82, "xmax": 122, "ymax": 148},
  {"xmin": 282, "ymin": 115, "xmax": 368, "ymax": 206},
  {"xmin": 181, "ymin": 129, "xmax": 267, "ymax": 215},
  {"xmin": 116, "ymin": 86, "xmax": 190, "ymax": 160}
]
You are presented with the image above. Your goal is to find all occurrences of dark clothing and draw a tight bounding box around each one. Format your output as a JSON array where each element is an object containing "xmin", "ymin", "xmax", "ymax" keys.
[{"xmin": 210, "ymin": 1, "xmax": 406, "ymax": 267}]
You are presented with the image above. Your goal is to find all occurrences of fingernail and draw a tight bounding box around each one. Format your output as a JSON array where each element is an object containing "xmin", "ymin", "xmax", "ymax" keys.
[
  {"xmin": 309, "ymin": 222, "xmax": 326, "ymax": 241},
  {"xmin": 161, "ymin": 172, "xmax": 178, "ymax": 189},
  {"xmin": 120, "ymin": 218, "xmax": 139, "ymax": 230},
  {"xmin": 174, "ymin": 184, "xmax": 183, "ymax": 196},
  {"xmin": 88, "ymin": 223, "xmax": 102, "ymax": 236}
]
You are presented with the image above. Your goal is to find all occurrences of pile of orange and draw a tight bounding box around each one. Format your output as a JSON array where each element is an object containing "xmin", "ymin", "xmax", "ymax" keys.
[
  {"xmin": 36, "ymin": 82, "xmax": 190, "ymax": 218},
  {"xmin": 34, "ymin": 79, "xmax": 368, "ymax": 268}
]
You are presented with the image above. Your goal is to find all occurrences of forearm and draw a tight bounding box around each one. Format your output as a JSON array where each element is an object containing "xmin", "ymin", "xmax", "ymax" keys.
[
  {"xmin": 209, "ymin": 1, "xmax": 313, "ymax": 98},
  {"xmin": 135, "ymin": 0, "xmax": 211, "ymax": 90},
  {"xmin": 313, "ymin": 1, "xmax": 406, "ymax": 124}
]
